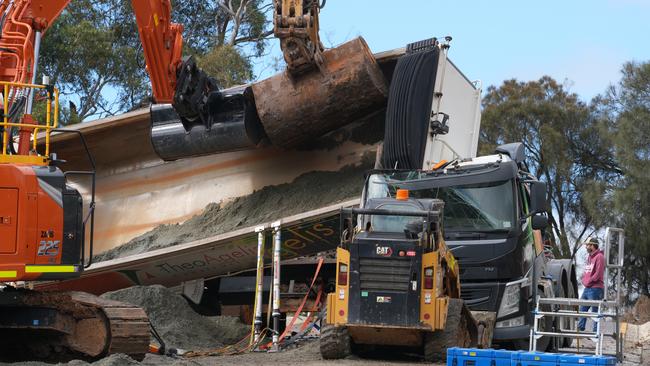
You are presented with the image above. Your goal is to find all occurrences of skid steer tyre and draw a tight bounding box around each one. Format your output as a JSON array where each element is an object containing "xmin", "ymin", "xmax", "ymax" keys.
[
  {"xmin": 320, "ymin": 324, "xmax": 351, "ymax": 359},
  {"xmin": 424, "ymin": 298, "xmax": 473, "ymax": 362}
]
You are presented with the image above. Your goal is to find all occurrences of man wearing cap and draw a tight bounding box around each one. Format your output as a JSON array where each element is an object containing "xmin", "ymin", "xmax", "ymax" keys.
[{"xmin": 578, "ymin": 237, "xmax": 605, "ymax": 332}]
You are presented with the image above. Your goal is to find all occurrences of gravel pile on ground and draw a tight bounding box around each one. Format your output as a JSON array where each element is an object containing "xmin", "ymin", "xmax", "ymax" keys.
[
  {"xmin": 101, "ymin": 285, "xmax": 249, "ymax": 352},
  {"xmin": 0, "ymin": 354, "xmax": 139, "ymax": 366},
  {"xmin": 94, "ymin": 157, "xmax": 373, "ymax": 262},
  {"xmin": 91, "ymin": 354, "xmax": 139, "ymax": 366}
]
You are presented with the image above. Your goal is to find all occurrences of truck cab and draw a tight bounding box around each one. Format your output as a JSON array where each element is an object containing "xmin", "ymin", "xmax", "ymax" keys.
[{"xmin": 363, "ymin": 143, "xmax": 576, "ymax": 347}]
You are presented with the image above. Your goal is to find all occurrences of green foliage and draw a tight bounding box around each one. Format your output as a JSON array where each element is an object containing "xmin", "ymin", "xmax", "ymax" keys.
[
  {"xmin": 39, "ymin": 0, "xmax": 148, "ymax": 123},
  {"xmin": 213, "ymin": 0, "xmax": 272, "ymax": 53},
  {"xmin": 198, "ymin": 45, "xmax": 253, "ymax": 88},
  {"xmin": 480, "ymin": 76, "xmax": 617, "ymax": 258},
  {"xmin": 586, "ymin": 61, "xmax": 650, "ymax": 297},
  {"xmin": 30, "ymin": 91, "xmax": 80, "ymax": 127},
  {"xmin": 481, "ymin": 67, "xmax": 649, "ymax": 299},
  {"xmin": 38, "ymin": 0, "xmax": 272, "ymax": 123}
]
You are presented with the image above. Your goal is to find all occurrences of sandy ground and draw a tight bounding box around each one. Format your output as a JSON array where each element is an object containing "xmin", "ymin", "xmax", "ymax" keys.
[
  {"xmin": 0, "ymin": 340, "xmax": 443, "ymax": 366},
  {"xmin": 1, "ymin": 324, "xmax": 647, "ymax": 366},
  {"xmin": 145, "ymin": 340, "xmax": 441, "ymax": 366},
  {"xmin": 2, "ymin": 290, "xmax": 648, "ymax": 365}
]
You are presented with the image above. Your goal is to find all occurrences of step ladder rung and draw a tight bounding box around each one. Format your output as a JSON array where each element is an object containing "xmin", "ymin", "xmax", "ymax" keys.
[
  {"xmin": 536, "ymin": 298, "xmax": 609, "ymax": 307},
  {"xmin": 534, "ymin": 331, "xmax": 599, "ymax": 338},
  {"xmin": 533, "ymin": 310, "xmax": 614, "ymax": 318}
]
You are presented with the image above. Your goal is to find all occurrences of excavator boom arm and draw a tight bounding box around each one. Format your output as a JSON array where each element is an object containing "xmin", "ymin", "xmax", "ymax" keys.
[
  {"xmin": 0, "ymin": 0, "xmax": 182, "ymax": 102},
  {"xmin": 0, "ymin": 0, "xmax": 71, "ymax": 85},
  {"xmin": 130, "ymin": 0, "xmax": 183, "ymax": 104}
]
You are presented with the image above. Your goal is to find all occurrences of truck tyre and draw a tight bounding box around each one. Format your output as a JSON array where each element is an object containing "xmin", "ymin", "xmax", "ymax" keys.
[
  {"xmin": 514, "ymin": 289, "xmax": 552, "ymax": 352},
  {"xmin": 320, "ymin": 324, "xmax": 351, "ymax": 359},
  {"xmin": 424, "ymin": 298, "xmax": 472, "ymax": 362},
  {"xmin": 562, "ymin": 282, "xmax": 576, "ymax": 348}
]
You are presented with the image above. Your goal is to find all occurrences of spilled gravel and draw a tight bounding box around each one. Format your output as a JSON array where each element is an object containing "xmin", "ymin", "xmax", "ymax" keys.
[
  {"xmin": 101, "ymin": 285, "xmax": 249, "ymax": 352},
  {"xmin": 94, "ymin": 156, "xmax": 374, "ymax": 262}
]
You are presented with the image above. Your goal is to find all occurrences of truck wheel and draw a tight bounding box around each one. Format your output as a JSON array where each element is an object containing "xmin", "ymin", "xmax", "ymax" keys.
[
  {"xmin": 561, "ymin": 283, "xmax": 576, "ymax": 348},
  {"xmin": 424, "ymin": 298, "xmax": 472, "ymax": 362},
  {"xmin": 553, "ymin": 284, "xmax": 567, "ymax": 350},
  {"xmin": 320, "ymin": 324, "xmax": 351, "ymax": 359},
  {"xmin": 515, "ymin": 291, "xmax": 552, "ymax": 351}
]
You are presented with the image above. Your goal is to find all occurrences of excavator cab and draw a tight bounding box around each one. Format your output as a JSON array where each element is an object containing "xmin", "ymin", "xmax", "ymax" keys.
[
  {"xmin": 322, "ymin": 192, "xmax": 480, "ymax": 362},
  {"xmin": 0, "ymin": 81, "xmax": 90, "ymax": 281}
]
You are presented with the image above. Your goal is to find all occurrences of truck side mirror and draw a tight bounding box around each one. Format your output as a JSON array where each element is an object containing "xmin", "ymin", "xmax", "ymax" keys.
[
  {"xmin": 531, "ymin": 214, "xmax": 548, "ymax": 230},
  {"xmin": 529, "ymin": 181, "xmax": 548, "ymax": 214}
]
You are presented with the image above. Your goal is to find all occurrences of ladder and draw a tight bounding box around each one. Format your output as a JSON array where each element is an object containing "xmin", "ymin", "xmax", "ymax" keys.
[{"xmin": 529, "ymin": 228, "xmax": 625, "ymax": 359}]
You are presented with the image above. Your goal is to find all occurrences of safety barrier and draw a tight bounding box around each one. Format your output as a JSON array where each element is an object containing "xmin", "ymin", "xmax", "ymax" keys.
[{"xmin": 0, "ymin": 81, "xmax": 59, "ymax": 165}]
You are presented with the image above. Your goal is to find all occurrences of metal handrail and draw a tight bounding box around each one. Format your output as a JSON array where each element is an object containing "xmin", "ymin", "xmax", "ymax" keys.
[
  {"xmin": 52, "ymin": 128, "xmax": 96, "ymax": 269},
  {"xmin": 1, "ymin": 81, "xmax": 59, "ymax": 158}
]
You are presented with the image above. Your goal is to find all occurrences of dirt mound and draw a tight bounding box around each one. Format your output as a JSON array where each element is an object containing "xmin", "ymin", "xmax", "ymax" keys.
[
  {"xmin": 92, "ymin": 354, "xmax": 139, "ymax": 366},
  {"xmin": 626, "ymin": 294, "xmax": 650, "ymax": 324},
  {"xmin": 94, "ymin": 158, "xmax": 372, "ymax": 262},
  {"xmin": 101, "ymin": 285, "xmax": 249, "ymax": 351},
  {"xmin": 0, "ymin": 354, "xmax": 138, "ymax": 366}
]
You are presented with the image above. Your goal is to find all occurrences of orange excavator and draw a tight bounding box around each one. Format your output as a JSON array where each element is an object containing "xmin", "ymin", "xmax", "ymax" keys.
[{"xmin": 0, "ymin": 0, "xmax": 329, "ymax": 360}]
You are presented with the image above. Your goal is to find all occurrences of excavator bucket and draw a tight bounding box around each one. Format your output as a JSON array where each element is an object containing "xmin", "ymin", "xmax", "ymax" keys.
[
  {"xmin": 150, "ymin": 86, "xmax": 261, "ymax": 161},
  {"xmin": 150, "ymin": 37, "xmax": 387, "ymax": 161},
  {"xmin": 251, "ymin": 37, "xmax": 387, "ymax": 148}
]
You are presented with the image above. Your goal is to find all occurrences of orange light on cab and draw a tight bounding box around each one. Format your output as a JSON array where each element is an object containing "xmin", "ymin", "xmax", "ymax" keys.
[{"xmin": 396, "ymin": 189, "xmax": 409, "ymax": 200}]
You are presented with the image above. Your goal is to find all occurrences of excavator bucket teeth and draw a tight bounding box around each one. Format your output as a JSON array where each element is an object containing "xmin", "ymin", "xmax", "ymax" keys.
[{"xmin": 150, "ymin": 86, "xmax": 262, "ymax": 161}]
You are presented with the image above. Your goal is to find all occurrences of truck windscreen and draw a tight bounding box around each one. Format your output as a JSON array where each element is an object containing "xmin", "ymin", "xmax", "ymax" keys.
[{"xmin": 367, "ymin": 174, "xmax": 515, "ymax": 232}]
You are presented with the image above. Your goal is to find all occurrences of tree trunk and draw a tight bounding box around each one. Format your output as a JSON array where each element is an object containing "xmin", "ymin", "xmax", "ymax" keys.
[{"xmin": 228, "ymin": 0, "xmax": 248, "ymax": 46}]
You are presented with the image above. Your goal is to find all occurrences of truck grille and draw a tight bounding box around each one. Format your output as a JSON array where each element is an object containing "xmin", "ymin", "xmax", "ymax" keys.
[
  {"xmin": 460, "ymin": 287, "xmax": 492, "ymax": 307},
  {"xmin": 359, "ymin": 258, "xmax": 412, "ymax": 293}
]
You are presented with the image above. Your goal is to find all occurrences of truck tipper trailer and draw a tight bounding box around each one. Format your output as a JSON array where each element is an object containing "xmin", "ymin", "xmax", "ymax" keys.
[{"xmin": 37, "ymin": 41, "xmax": 478, "ymax": 260}]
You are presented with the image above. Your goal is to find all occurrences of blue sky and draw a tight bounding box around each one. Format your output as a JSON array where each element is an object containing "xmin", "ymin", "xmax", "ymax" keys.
[{"xmin": 255, "ymin": 0, "xmax": 650, "ymax": 101}]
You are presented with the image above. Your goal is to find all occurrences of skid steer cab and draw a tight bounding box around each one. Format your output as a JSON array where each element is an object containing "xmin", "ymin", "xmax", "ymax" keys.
[{"xmin": 321, "ymin": 191, "xmax": 482, "ymax": 362}]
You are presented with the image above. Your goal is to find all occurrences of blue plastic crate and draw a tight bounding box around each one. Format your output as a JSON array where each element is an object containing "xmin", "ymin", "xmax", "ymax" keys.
[
  {"xmin": 558, "ymin": 354, "xmax": 616, "ymax": 365},
  {"xmin": 511, "ymin": 351, "xmax": 561, "ymax": 366},
  {"xmin": 447, "ymin": 347, "xmax": 513, "ymax": 366}
]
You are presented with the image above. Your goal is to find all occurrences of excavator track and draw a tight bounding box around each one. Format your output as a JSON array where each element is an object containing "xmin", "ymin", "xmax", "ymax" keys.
[
  {"xmin": 0, "ymin": 289, "xmax": 149, "ymax": 361},
  {"xmin": 68, "ymin": 292, "xmax": 150, "ymax": 359}
]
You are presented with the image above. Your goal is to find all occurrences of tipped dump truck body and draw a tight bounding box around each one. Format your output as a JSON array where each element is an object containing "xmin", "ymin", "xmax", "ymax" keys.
[{"xmin": 37, "ymin": 44, "xmax": 483, "ymax": 295}]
